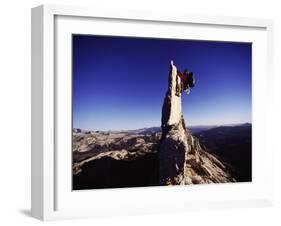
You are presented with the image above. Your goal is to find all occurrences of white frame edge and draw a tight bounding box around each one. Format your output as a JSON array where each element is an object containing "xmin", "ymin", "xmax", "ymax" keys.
[
  {"xmin": 31, "ymin": 6, "xmax": 43, "ymax": 220},
  {"xmin": 32, "ymin": 5, "xmax": 55, "ymax": 220},
  {"xmin": 31, "ymin": 4, "xmax": 274, "ymax": 221}
]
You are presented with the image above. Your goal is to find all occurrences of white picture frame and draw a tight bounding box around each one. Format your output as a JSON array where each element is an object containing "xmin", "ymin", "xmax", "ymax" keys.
[{"xmin": 31, "ymin": 4, "xmax": 274, "ymax": 221}]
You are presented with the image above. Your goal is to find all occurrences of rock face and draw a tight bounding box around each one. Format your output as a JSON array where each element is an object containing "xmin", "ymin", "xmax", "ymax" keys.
[
  {"xmin": 159, "ymin": 61, "xmax": 235, "ymax": 185},
  {"xmin": 184, "ymin": 133, "xmax": 235, "ymax": 184},
  {"xmin": 159, "ymin": 61, "xmax": 189, "ymax": 185}
]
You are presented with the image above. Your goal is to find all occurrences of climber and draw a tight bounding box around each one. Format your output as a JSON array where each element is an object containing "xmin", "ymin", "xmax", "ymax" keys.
[{"xmin": 176, "ymin": 69, "xmax": 195, "ymax": 96}]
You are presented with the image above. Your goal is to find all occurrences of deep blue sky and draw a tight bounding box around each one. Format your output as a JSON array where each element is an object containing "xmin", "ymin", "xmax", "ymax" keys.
[{"xmin": 73, "ymin": 35, "xmax": 252, "ymax": 131}]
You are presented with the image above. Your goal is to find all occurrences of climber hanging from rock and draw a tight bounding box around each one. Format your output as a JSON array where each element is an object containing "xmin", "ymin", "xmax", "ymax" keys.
[{"xmin": 176, "ymin": 68, "xmax": 195, "ymax": 96}]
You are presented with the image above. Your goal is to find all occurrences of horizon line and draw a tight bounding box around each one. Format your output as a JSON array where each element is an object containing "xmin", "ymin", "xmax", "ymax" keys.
[{"xmin": 73, "ymin": 122, "xmax": 252, "ymax": 132}]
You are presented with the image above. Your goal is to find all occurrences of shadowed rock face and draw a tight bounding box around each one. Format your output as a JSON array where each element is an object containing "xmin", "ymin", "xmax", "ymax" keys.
[{"xmin": 73, "ymin": 153, "xmax": 159, "ymax": 190}]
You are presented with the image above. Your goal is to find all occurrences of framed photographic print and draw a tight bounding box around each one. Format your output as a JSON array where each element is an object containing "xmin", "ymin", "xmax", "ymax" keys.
[{"xmin": 31, "ymin": 4, "xmax": 274, "ymax": 221}]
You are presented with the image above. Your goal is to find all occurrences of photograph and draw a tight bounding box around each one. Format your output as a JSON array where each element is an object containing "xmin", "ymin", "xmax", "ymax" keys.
[{"xmin": 72, "ymin": 35, "xmax": 252, "ymax": 190}]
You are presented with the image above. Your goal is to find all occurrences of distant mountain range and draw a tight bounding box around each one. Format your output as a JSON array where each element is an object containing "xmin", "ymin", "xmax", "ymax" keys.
[
  {"xmin": 121, "ymin": 123, "xmax": 250, "ymax": 136},
  {"xmin": 74, "ymin": 123, "xmax": 251, "ymax": 136}
]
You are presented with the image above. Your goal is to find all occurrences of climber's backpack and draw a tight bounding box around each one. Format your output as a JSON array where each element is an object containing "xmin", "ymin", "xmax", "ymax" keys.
[{"xmin": 188, "ymin": 72, "xmax": 195, "ymax": 88}]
